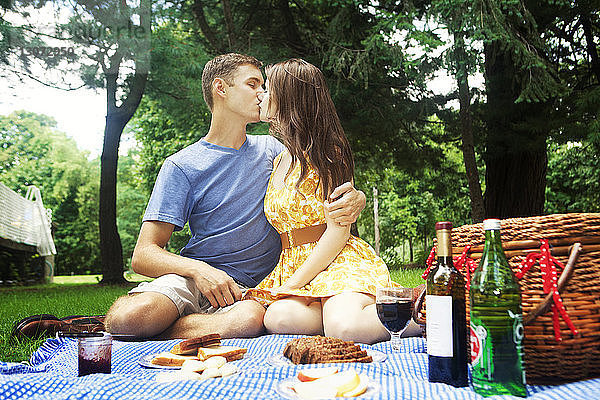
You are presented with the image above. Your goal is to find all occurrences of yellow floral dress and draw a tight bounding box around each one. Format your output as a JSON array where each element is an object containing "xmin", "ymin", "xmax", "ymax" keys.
[{"xmin": 244, "ymin": 153, "xmax": 391, "ymax": 307}]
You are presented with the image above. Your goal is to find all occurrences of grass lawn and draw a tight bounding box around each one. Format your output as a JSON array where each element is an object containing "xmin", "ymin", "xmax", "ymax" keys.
[
  {"xmin": 0, "ymin": 269, "xmax": 424, "ymax": 364},
  {"xmin": 0, "ymin": 279, "xmax": 136, "ymax": 363},
  {"xmin": 390, "ymin": 268, "xmax": 425, "ymax": 288}
]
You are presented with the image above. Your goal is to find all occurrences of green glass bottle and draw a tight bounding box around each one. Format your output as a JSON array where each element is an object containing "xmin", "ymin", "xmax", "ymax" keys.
[{"xmin": 470, "ymin": 219, "xmax": 527, "ymax": 397}]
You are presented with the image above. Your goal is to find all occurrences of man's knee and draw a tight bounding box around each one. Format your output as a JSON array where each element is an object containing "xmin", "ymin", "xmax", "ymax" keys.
[
  {"xmin": 105, "ymin": 293, "xmax": 178, "ymax": 337},
  {"xmin": 232, "ymin": 300, "xmax": 266, "ymax": 337}
]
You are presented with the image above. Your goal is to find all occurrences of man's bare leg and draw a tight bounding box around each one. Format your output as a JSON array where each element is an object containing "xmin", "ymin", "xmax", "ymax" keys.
[
  {"xmin": 105, "ymin": 292, "xmax": 179, "ymax": 338},
  {"xmin": 105, "ymin": 293, "xmax": 265, "ymax": 339},
  {"xmin": 156, "ymin": 300, "xmax": 265, "ymax": 339}
]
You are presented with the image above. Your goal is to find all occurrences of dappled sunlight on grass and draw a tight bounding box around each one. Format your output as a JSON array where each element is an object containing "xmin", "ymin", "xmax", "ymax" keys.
[
  {"xmin": 52, "ymin": 273, "xmax": 152, "ymax": 285},
  {"xmin": 390, "ymin": 268, "xmax": 425, "ymax": 288}
]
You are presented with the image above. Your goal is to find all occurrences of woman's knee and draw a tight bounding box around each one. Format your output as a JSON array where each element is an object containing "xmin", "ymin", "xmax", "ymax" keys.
[
  {"xmin": 263, "ymin": 301, "xmax": 293, "ymax": 333},
  {"xmin": 322, "ymin": 293, "xmax": 382, "ymax": 343},
  {"xmin": 323, "ymin": 314, "xmax": 358, "ymax": 342},
  {"xmin": 264, "ymin": 300, "xmax": 323, "ymax": 335}
]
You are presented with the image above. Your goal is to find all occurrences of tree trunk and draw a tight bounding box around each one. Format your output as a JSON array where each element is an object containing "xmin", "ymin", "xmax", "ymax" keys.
[
  {"xmin": 99, "ymin": 69, "xmax": 148, "ymax": 284},
  {"xmin": 409, "ymin": 237, "xmax": 413, "ymax": 263},
  {"xmin": 483, "ymin": 42, "xmax": 549, "ymax": 218},
  {"xmin": 99, "ymin": 114, "xmax": 127, "ymax": 284},
  {"xmin": 455, "ymin": 32, "xmax": 485, "ymax": 222}
]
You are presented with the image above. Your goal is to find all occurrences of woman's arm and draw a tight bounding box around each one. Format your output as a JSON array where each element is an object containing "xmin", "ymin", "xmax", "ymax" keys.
[{"xmin": 276, "ymin": 202, "xmax": 351, "ymax": 291}]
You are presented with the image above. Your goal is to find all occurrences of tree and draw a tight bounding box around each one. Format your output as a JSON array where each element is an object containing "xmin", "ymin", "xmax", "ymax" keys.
[
  {"xmin": 545, "ymin": 141, "xmax": 600, "ymax": 213},
  {"xmin": 1, "ymin": 0, "xmax": 152, "ymax": 283},
  {"xmin": 0, "ymin": 111, "xmax": 100, "ymax": 275}
]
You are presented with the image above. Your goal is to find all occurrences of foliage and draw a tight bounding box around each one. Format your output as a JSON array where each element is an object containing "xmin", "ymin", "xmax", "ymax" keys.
[
  {"xmin": 0, "ymin": 111, "xmax": 147, "ymax": 276},
  {"xmin": 545, "ymin": 141, "xmax": 600, "ymax": 213},
  {"xmin": 356, "ymin": 127, "xmax": 471, "ymax": 268}
]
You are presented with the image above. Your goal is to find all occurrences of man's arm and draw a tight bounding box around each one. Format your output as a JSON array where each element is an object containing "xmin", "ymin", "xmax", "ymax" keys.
[
  {"xmin": 131, "ymin": 221, "xmax": 242, "ymax": 308},
  {"xmin": 324, "ymin": 182, "xmax": 366, "ymax": 226}
]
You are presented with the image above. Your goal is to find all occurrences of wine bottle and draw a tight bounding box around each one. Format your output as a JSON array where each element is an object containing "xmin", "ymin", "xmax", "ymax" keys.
[
  {"xmin": 427, "ymin": 221, "xmax": 468, "ymax": 387},
  {"xmin": 470, "ymin": 219, "xmax": 527, "ymax": 397}
]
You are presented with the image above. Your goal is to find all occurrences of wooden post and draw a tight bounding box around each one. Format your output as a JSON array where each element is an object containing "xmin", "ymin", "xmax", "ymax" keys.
[{"xmin": 373, "ymin": 186, "xmax": 380, "ymax": 256}]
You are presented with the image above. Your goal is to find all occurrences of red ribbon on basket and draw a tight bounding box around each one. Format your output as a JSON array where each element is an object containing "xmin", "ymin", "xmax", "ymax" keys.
[
  {"xmin": 422, "ymin": 239, "xmax": 578, "ymax": 341},
  {"xmin": 515, "ymin": 239, "xmax": 579, "ymax": 341},
  {"xmin": 422, "ymin": 245, "xmax": 477, "ymax": 290}
]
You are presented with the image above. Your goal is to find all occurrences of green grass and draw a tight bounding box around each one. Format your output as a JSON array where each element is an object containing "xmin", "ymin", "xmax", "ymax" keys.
[
  {"xmin": 53, "ymin": 273, "xmax": 151, "ymax": 284},
  {"xmin": 390, "ymin": 268, "xmax": 426, "ymax": 288},
  {"xmin": 0, "ymin": 281, "xmax": 135, "ymax": 363}
]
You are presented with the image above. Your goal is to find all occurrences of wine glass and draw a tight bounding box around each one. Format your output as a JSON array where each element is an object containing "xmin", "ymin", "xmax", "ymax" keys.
[{"xmin": 376, "ymin": 287, "xmax": 413, "ymax": 351}]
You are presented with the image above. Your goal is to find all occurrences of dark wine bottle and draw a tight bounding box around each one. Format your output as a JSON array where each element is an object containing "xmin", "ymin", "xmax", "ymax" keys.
[{"xmin": 427, "ymin": 221, "xmax": 468, "ymax": 387}]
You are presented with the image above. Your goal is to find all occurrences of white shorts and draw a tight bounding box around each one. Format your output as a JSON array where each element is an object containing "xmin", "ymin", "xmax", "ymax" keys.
[{"xmin": 128, "ymin": 274, "xmax": 249, "ymax": 317}]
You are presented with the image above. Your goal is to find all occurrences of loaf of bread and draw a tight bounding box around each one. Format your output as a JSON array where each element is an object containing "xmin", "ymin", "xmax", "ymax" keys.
[
  {"xmin": 283, "ymin": 336, "xmax": 373, "ymax": 364},
  {"xmin": 171, "ymin": 333, "xmax": 221, "ymax": 355}
]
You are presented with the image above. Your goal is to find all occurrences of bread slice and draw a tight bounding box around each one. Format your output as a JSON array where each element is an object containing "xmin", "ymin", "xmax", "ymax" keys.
[
  {"xmin": 171, "ymin": 333, "xmax": 221, "ymax": 355},
  {"xmin": 197, "ymin": 345, "xmax": 247, "ymax": 362},
  {"xmin": 151, "ymin": 352, "xmax": 199, "ymax": 366}
]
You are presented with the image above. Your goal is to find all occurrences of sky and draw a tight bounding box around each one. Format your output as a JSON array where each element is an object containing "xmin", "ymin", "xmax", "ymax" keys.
[
  {"xmin": 0, "ymin": 77, "xmax": 108, "ymax": 157},
  {"xmin": 0, "ymin": 2, "xmax": 138, "ymax": 158}
]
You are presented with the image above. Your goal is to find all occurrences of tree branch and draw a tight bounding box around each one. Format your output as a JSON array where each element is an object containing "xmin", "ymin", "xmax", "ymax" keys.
[
  {"xmin": 190, "ymin": 0, "xmax": 223, "ymax": 53},
  {"xmin": 221, "ymin": 0, "xmax": 234, "ymax": 49},
  {"xmin": 5, "ymin": 67, "xmax": 85, "ymax": 90},
  {"xmin": 579, "ymin": 12, "xmax": 600, "ymax": 83},
  {"xmin": 120, "ymin": 71, "xmax": 148, "ymax": 118}
]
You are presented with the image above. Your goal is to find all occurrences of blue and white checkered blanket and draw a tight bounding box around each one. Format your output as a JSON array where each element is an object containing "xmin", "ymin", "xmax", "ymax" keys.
[{"xmin": 1, "ymin": 335, "xmax": 599, "ymax": 399}]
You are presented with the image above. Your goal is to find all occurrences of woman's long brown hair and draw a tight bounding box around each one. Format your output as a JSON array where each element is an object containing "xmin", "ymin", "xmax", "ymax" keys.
[{"xmin": 265, "ymin": 59, "xmax": 354, "ymax": 201}]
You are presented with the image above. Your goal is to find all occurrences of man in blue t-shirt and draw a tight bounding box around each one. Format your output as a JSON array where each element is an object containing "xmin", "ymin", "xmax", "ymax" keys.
[{"xmin": 104, "ymin": 54, "xmax": 365, "ymax": 339}]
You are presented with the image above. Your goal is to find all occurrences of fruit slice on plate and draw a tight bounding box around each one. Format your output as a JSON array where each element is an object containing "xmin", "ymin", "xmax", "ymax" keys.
[
  {"xmin": 342, "ymin": 374, "xmax": 369, "ymax": 397},
  {"xmin": 292, "ymin": 380, "xmax": 338, "ymax": 400},
  {"xmin": 297, "ymin": 367, "xmax": 339, "ymax": 382},
  {"xmin": 292, "ymin": 369, "xmax": 361, "ymax": 399}
]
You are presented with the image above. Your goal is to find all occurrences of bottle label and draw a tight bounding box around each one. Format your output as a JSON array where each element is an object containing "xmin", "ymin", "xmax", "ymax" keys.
[
  {"xmin": 470, "ymin": 322, "xmax": 486, "ymax": 366},
  {"xmin": 426, "ymin": 295, "xmax": 453, "ymax": 357},
  {"xmin": 471, "ymin": 311, "xmax": 525, "ymax": 384}
]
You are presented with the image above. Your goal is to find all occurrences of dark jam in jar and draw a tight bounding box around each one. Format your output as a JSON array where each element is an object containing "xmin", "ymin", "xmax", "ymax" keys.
[
  {"xmin": 78, "ymin": 355, "xmax": 111, "ymax": 376},
  {"xmin": 77, "ymin": 333, "xmax": 112, "ymax": 376}
]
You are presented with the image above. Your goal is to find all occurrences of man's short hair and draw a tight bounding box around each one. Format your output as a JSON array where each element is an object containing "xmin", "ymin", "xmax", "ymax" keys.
[{"xmin": 202, "ymin": 53, "xmax": 262, "ymax": 110}]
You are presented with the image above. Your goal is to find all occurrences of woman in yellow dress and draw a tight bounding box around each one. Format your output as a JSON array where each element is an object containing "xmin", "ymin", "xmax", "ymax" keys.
[{"xmin": 244, "ymin": 59, "xmax": 391, "ymax": 344}]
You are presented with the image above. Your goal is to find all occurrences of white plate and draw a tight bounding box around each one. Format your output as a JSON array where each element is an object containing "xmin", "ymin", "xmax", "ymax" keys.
[
  {"xmin": 275, "ymin": 375, "xmax": 380, "ymax": 399},
  {"xmin": 138, "ymin": 354, "xmax": 182, "ymax": 369},
  {"xmin": 139, "ymin": 353, "xmax": 250, "ymax": 369},
  {"xmin": 267, "ymin": 349, "xmax": 386, "ymax": 366}
]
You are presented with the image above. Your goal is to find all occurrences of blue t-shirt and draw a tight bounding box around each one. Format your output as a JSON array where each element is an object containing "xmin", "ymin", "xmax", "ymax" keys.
[{"xmin": 143, "ymin": 135, "xmax": 286, "ymax": 287}]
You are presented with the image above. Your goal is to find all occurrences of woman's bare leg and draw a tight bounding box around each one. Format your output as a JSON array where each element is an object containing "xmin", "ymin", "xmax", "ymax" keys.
[
  {"xmin": 321, "ymin": 292, "xmax": 389, "ymax": 344},
  {"xmin": 264, "ymin": 297, "xmax": 324, "ymax": 335}
]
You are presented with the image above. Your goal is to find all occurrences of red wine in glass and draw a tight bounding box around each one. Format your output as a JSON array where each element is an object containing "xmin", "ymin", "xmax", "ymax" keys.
[{"xmin": 376, "ymin": 287, "xmax": 413, "ymax": 351}]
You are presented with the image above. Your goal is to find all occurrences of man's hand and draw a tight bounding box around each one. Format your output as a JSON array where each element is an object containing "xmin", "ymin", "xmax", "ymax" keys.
[
  {"xmin": 324, "ymin": 182, "xmax": 366, "ymax": 226},
  {"xmin": 190, "ymin": 263, "xmax": 243, "ymax": 309},
  {"xmin": 132, "ymin": 221, "xmax": 242, "ymax": 310}
]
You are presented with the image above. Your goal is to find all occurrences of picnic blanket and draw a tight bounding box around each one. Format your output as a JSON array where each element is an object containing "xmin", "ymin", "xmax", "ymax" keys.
[{"xmin": 1, "ymin": 334, "xmax": 599, "ymax": 400}]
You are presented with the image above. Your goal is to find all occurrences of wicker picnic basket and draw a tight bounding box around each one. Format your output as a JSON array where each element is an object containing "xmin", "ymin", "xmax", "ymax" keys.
[{"xmin": 449, "ymin": 213, "xmax": 600, "ymax": 384}]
